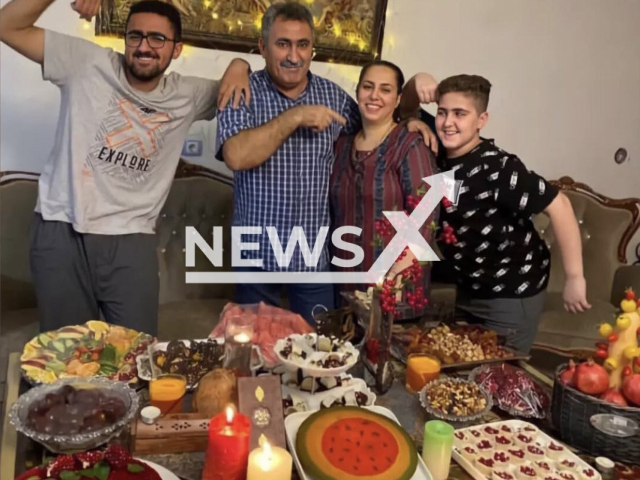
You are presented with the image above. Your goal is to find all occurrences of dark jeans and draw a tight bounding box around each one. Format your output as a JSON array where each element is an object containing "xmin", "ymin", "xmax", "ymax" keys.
[
  {"xmin": 233, "ymin": 266, "xmax": 335, "ymax": 325},
  {"xmin": 29, "ymin": 214, "xmax": 159, "ymax": 335}
]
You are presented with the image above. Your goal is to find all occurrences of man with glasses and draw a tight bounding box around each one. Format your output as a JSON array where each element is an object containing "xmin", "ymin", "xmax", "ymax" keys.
[{"xmin": 0, "ymin": 0, "xmax": 250, "ymax": 335}]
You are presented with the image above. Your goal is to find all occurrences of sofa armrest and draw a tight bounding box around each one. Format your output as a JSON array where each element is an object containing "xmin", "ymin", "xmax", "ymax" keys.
[{"xmin": 610, "ymin": 265, "xmax": 640, "ymax": 306}]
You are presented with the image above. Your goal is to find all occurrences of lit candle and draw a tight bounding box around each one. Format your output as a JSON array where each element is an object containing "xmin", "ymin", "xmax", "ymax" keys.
[
  {"xmin": 247, "ymin": 438, "xmax": 292, "ymax": 480},
  {"xmin": 202, "ymin": 406, "xmax": 251, "ymax": 480},
  {"xmin": 234, "ymin": 332, "xmax": 251, "ymax": 343}
]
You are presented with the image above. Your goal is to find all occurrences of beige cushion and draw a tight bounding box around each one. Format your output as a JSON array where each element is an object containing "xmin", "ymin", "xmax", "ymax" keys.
[{"xmin": 534, "ymin": 292, "xmax": 616, "ymax": 350}]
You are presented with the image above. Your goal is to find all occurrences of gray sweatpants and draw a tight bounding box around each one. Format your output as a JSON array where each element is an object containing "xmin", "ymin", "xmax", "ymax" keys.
[
  {"xmin": 456, "ymin": 290, "xmax": 546, "ymax": 355},
  {"xmin": 29, "ymin": 214, "xmax": 159, "ymax": 336}
]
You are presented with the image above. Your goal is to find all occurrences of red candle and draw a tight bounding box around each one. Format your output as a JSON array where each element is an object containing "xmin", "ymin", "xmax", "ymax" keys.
[{"xmin": 202, "ymin": 406, "xmax": 251, "ymax": 480}]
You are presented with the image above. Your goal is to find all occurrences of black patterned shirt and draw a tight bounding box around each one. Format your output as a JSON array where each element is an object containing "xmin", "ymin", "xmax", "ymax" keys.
[{"xmin": 437, "ymin": 139, "xmax": 558, "ymax": 298}]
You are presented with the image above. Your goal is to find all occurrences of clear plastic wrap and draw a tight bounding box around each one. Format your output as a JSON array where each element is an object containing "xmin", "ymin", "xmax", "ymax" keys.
[
  {"xmin": 469, "ymin": 363, "xmax": 550, "ymax": 419},
  {"xmin": 9, "ymin": 377, "xmax": 139, "ymax": 453},
  {"xmin": 210, "ymin": 302, "xmax": 314, "ymax": 367}
]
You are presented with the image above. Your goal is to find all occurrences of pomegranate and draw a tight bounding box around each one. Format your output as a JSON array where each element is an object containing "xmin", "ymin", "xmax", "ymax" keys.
[
  {"xmin": 559, "ymin": 360, "xmax": 576, "ymax": 386},
  {"xmin": 622, "ymin": 373, "xmax": 640, "ymax": 406},
  {"xmin": 600, "ymin": 388, "xmax": 628, "ymax": 406},
  {"xmin": 574, "ymin": 358, "xmax": 609, "ymax": 395}
]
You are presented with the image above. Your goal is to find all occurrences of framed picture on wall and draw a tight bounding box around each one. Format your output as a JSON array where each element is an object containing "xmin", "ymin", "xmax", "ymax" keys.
[{"xmin": 96, "ymin": 0, "xmax": 388, "ymax": 66}]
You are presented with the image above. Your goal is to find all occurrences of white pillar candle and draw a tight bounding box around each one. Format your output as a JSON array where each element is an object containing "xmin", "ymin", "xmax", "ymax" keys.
[{"xmin": 246, "ymin": 439, "xmax": 292, "ymax": 480}]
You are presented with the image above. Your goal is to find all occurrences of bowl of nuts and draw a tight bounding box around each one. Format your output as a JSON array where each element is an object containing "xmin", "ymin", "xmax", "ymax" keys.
[{"xmin": 419, "ymin": 377, "xmax": 493, "ymax": 426}]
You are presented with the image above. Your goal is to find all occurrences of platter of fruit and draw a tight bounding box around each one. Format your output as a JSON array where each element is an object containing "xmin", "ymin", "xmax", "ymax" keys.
[
  {"xmin": 13, "ymin": 445, "xmax": 179, "ymax": 480},
  {"xmin": 470, "ymin": 363, "xmax": 550, "ymax": 418},
  {"xmin": 392, "ymin": 323, "xmax": 521, "ymax": 368},
  {"xmin": 20, "ymin": 321, "xmax": 154, "ymax": 385}
]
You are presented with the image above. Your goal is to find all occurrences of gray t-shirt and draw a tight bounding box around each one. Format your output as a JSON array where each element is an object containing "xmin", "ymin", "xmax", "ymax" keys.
[{"xmin": 37, "ymin": 30, "xmax": 220, "ymax": 234}]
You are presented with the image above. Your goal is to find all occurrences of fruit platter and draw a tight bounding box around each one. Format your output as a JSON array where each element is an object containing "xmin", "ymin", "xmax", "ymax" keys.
[
  {"xmin": 391, "ymin": 323, "xmax": 523, "ymax": 368},
  {"xmin": 470, "ymin": 363, "xmax": 550, "ymax": 419},
  {"xmin": 20, "ymin": 321, "xmax": 154, "ymax": 385},
  {"xmin": 286, "ymin": 406, "xmax": 432, "ymax": 480},
  {"xmin": 274, "ymin": 333, "xmax": 359, "ymax": 377},
  {"xmin": 452, "ymin": 420, "xmax": 601, "ymax": 480}
]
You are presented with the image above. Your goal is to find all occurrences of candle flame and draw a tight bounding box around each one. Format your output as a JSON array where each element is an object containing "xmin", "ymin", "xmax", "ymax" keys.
[
  {"xmin": 225, "ymin": 405, "xmax": 234, "ymax": 423},
  {"xmin": 261, "ymin": 439, "xmax": 272, "ymax": 462},
  {"xmin": 235, "ymin": 332, "xmax": 251, "ymax": 343}
]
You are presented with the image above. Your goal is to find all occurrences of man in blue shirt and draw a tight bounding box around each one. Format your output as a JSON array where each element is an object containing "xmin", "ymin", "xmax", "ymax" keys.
[{"xmin": 217, "ymin": 2, "xmax": 436, "ymax": 323}]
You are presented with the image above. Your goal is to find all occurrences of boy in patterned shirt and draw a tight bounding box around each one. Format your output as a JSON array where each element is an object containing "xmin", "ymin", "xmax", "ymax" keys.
[{"xmin": 433, "ymin": 74, "xmax": 590, "ymax": 353}]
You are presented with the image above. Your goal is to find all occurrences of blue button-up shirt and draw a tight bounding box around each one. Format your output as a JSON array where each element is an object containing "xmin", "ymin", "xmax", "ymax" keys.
[{"xmin": 216, "ymin": 69, "xmax": 360, "ymax": 271}]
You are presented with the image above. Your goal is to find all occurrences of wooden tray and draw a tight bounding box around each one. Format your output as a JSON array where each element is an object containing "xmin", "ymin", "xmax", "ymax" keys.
[
  {"xmin": 132, "ymin": 412, "xmax": 210, "ymax": 454},
  {"xmin": 390, "ymin": 325, "xmax": 530, "ymax": 369}
]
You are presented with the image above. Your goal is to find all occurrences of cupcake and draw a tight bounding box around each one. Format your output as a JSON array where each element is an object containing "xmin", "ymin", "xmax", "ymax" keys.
[
  {"xmin": 493, "ymin": 470, "xmax": 516, "ymax": 480},
  {"xmin": 547, "ymin": 442, "xmax": 566, "ymax": 460},
  {"xmin": 461, "ymin": 446, "xmax": 480, "ymax": 461},
  {"xmin": 495, "ymin": 435, "xmax": 513, "ymax": 451},
  {"xmin": 536, "ymin": 461, "xmax": 556, "ymax": 473},
  {"xmin": 475, "ymin": 457, "xmax": 497, "ymax": 476},
  {"xmin": 557, "ymin": 471, "xmax": 577, "ymax": 480},
  {"xmin": 516, "ymin": 465, "xmax": 538, "ymax": 480},
  {"xmin": 526, "ymin": 444, "xmax": 546, "ymax": 462},
  {"xmin": 492, "ymin": 451, "xmax": 511, "ymax": 469},
  {"xmin": 500, "ymin": 424, "xmax": 514, "ymax": 435},
  {"xmin": 579, "ymin": 468, "xmax": 597, "ymax": 480},
  {"xmin": 483, "ymin": 425, "xmax": 501, "ymax": 437},
  {"xmin": 476, "ymin": 439, "xmax": 494, "ymax": 455},
  {"xmin": 507, "ymin": 448, "xmax": 527, "ymax": 465},
  {"xmin": 514, "ymin": 433, "xmax": 534, "ymax": 448}
]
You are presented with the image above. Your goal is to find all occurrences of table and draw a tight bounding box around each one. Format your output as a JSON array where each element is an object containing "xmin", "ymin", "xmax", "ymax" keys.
[{"xmin": 0, "ymin": 351, "xmax": 594, "ymax": 480}]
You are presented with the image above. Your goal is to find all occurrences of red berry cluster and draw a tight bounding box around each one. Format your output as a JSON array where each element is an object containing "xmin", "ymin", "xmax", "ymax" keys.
[
  {"xmin": 406, "ymin": 194, "xmax": 421, "ymax": 211},
  {"xmin": 374, "ymin": 217, "xmax": 395, "ymax": 239},
  {"xmin": 439, "ymin": 223, "xmax": 458, "ymax": 245},
  {"xmin": 380, "ymin": 279, "xmax": 399, "ymax": 315},
  {"xmin": 406, "ymin": 286, "xmax": 429, "ymax": 309}
]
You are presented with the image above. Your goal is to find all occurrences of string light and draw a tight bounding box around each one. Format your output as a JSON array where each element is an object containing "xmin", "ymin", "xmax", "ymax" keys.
[{"xmin": 211, "ymin": 12, "xmax": 218, "ymax": 19}]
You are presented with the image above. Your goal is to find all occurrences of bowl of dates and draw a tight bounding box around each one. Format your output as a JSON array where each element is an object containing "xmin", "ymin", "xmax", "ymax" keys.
[{"xmin": 9, "ymin": 376, "xmax": 138, "ymax": 452}]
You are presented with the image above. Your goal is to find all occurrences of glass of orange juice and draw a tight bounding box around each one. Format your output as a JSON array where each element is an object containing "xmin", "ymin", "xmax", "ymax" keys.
[
  {"xmin": 406, "ymin": 354, "xmax": 441, "ymax": 393},
  {"xmin": 149, "ymin": 374, "xmax": 187, "ymax": 415}
]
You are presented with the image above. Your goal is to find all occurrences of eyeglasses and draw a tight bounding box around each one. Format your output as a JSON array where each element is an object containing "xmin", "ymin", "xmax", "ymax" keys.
[{"xmin": 125, "ymin": 32, "xmax": 177, "ymax": 49}]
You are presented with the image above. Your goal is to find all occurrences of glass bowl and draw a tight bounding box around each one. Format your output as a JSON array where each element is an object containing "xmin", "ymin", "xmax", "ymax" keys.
[
  {"xmin": 418, "ymin": 377, "xmax": 493, "ymax": 428},
  {"xmin": 9, "ymin": 376, "xmax": 139, "ymax": 453}
]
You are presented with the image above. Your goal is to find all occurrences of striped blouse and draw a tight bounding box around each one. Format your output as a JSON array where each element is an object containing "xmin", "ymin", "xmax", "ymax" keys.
[{"xmin": 330, "ymin": 123, "xmax": 439, "ymax": 320}]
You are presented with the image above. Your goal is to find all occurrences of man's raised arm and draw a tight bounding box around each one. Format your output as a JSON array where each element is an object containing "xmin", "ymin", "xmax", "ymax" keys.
[{"xmin": 0, "ymin": 0, "xmax": 100, "ymax": 64}]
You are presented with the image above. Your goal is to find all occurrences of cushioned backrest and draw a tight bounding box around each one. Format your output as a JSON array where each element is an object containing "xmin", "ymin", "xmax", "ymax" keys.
[
  {"xmin": 156, "ymin": 176, "xmax": 235, "ymax": 304},
  {"xmin": 0, "ymin": 179, "xmax": 39, "ymax": 312},
  {"xmin": 534, "ymin": 190, "xmax": 634, "ymax": 302}
]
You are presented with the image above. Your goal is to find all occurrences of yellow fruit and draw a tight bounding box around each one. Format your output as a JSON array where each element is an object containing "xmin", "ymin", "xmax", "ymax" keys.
[
  {"xmin": 621, "ymin": 299, "xmax": 637, "ymax": 313},
  {"xmin": 604, "ymin": 357, "xmax": 618, "ymax": 370},
  {"xmin": 617, "ymin": 315, "xmax": 632, "ymax": 330},
  {"xmin": 87, "ymin": 320, "xmax": 109, "ymax": 340},
  {"xmin": 21, "ymin": 344, "xmax": 38, "ymax": 361},
  {"xmin": 599, "ymin": 323, "xmax": 613, "ymax": 337},
  {"xmin": 623, "ymin": 346, "xmax": 640, "ymax": 360}
]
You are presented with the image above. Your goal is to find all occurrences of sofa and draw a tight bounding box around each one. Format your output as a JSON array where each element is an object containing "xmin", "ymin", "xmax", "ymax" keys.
[
  {"xmin": 533, "ymin": 176, "xmax": 640, "ymax": 352},
  {"xmin": 1, "ymin": 164, "xmax": 639, "ymax": 351}
]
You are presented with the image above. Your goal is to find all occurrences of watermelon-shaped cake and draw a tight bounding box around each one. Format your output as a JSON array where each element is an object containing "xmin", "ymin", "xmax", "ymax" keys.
[{"xmin": 295, "ymin": 407, "xmax": 418, "ymax": 480}]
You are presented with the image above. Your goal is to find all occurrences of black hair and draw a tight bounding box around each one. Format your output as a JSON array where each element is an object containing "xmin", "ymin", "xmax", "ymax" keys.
[
  {"xmin": 357, "ymin": 60, "xmax": 405, "ymax": 95},
  {"xmin": 126, "ymin": 0, "xmax": 182, "ymax": 41}
]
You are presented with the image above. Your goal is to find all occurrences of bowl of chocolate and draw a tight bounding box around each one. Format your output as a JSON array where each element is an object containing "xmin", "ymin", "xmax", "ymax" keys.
[{"xmin": 9, "ymin": 376, "xmax": 138, "ymax": 453}]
